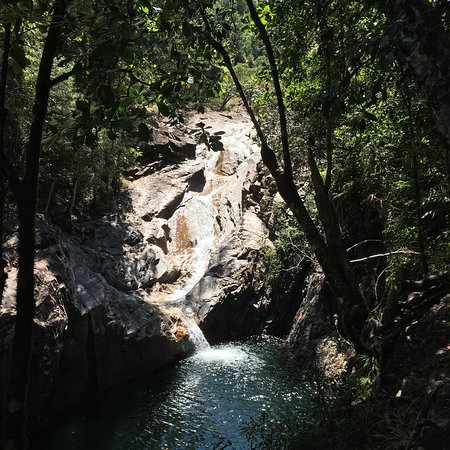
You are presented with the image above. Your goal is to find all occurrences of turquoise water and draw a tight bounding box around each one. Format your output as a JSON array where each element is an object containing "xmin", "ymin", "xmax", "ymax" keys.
[{"xmin": 34, "ymin": 336, "xmax": 307, "ymax": 450}]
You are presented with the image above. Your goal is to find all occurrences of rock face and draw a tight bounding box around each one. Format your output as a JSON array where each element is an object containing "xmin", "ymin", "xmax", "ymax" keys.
[
  {"xmin": 287, "ymin": 270, "xmax": 350, "ymax": 377},
  {"xmin": 0, "ymin": 218, "xmax": 195, "ymax": 419},
  {"xmin": 0, "ymin": 111, "xmax": 275, "ymax": 420}
]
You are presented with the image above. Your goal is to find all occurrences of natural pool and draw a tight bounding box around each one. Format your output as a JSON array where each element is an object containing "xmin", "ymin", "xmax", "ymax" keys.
[{"xmin": 33, "ymin": 336, "xmax": 308, "ymax": 450}]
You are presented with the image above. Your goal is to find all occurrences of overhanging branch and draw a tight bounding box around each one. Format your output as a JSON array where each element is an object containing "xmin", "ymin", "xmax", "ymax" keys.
[
  {"xmin": 350, "ymin": 250, "xmax": 420, "ymax": 263},
  {"xmin": 245, "ymin": 0, "xmax": 293, "ymax": 180},
  {"xmin": 116, "ymin": 68, "xmax": 154, "ymax": 88},
  {"xmin": 50, "ymin": 63, "xmax": 80, "ymax": 87}
]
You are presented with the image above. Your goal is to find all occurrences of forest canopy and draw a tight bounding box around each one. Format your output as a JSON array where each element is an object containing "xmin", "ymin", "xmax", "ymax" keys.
[{"xmin": 0, "ymin": 0, "xmax": 449, "ymax": 448}]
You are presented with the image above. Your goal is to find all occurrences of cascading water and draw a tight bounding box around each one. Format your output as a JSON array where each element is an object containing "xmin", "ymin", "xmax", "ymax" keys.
[
  {"xmin": 168, "ymin": 194, "xmax": 216, "ymax": 305},
  {"xmin": 167, "ymin": 153, "xmax": 220, "ymax": 351},
  {"xmin": 180, "ymin": 307, "xmax": 210, "ymax": 350}
]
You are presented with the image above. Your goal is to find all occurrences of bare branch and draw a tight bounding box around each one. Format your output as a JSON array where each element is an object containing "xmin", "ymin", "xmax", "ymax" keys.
[
  {"xmin": 350, "ymin": 250, "xmax": 420, "ymax": 263},
  {"xmin": 347, "ymin": 239, "xmax": 384, "ymax": 252}
]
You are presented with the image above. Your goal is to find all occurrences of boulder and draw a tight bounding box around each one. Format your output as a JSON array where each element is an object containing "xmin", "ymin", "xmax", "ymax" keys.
[
  {"xmin": 287, "ymin": 272, "xmax": 336, "ymax": 359},
  {"xmin": 139, "ymin": 127, "xmax": 196, "ymax": 164}
]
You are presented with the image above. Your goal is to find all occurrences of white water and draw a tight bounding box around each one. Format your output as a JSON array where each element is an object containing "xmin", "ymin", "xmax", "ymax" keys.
[
  {"xmin": 165, "ymin": 193, "xmax": 216, "ymax": 351},
  {"xmin": 166, "ymin": 154, "xmax": 220, "ymax": 350},
  {"xmin": 165, "ymin": 117, "xmax": 255, "ymax": 352},
  {"xmin": 181, "ymin": 308, "xmax": 210, "ymax": 350},
  {"xmin": 168, "ymin": 194, "xmax": 216, "ymax": 305},
  {"xmin": 192, "ymin": 344, "xmax": 250, "ymax": 364}
]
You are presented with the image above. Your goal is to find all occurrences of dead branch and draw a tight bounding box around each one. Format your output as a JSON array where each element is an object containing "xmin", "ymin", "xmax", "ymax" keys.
[{"xmin": 350, "ymin": 250, "xmax": 420, "ymax": 263}]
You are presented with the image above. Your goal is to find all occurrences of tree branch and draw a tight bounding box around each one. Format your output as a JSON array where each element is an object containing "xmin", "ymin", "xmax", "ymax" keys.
[
  {"xmin": 347, "ymin": 239, "xmax": 385, "ymax": 252},
  {"xmin": 49, "ymin": 62, "xmax": 80, "ymax": 87},
  {"xmin": 350, "ymin": 250, "xmax": 420, "ymax": 263},
  {"xmin": 245, "ymin": 0, "xmax": 293, "ymax": 180},
  {"xmin": 116, "ymin": 67, "xmax": 154, "ymax": 88}
]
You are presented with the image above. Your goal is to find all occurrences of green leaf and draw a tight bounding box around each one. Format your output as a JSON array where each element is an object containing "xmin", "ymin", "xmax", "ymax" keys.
[
  {"xmin": 147, "ymin": 118, "xmax": 159, "ymax": 128},
  {"xmin": 107, "ymin": 129, "xmax": 117, "ymax": 141},
  {"xmin": 113, "ymin": 118, "xmax": 133, "ymax": 132},
  {"xmin": 156, "ymin": 102, "xmax": 170, "ymax": 116},
  {"xmin": 98, "ymin": 85, "xmax": 115, "ymax": 107},
  {"xmin": 364, "ymin": 111, "xmax": 378, "ymax": 122},
  {"xmin": 118, "ymin": 98, "xmax": 134, "ymax": 111},
  {"xmin": 138, "ymin": 123, "xmax": 150, "ymax": 141},
  {"xmin": 85, "ymin": 131, "xmax": 96, "ymax": 147}
]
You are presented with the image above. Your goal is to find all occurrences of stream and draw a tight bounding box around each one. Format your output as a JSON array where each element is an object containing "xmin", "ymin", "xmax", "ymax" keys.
[{"xmin": 33, "ymin": 336, "xmax": 308, "ymax": 450}]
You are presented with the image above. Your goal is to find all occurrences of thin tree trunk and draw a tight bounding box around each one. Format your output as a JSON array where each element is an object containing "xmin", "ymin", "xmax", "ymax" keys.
[
  {"xmin": 200, "ymin": 0, "xmax": 370, "ymax": 352},
  {"xmin": 44, "ymin": 180, "xmax": 56, "ymax": 215},
  {"xmin": 68, "ymin": 178, "xmax": 77, "ymax": 217},
  {"xmin": 0, "ymin": 23, "xmax": 12, "ymax": 305},
  {"xmin": 2, "ymin": 2, "xmax": 67, "ymax": 448},
  {"xmin": 402, "ymin": 85, "xmax": 429, "ymax": 276},
  {"xmin": 411, "ymin": 148, "xmax": 429, "ymax": 275}
]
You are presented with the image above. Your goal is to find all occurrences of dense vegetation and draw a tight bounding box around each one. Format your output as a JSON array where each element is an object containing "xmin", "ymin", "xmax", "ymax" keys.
[{"xmin": 0, "ymin": 0, "xmax": 449, "ymax": 448}]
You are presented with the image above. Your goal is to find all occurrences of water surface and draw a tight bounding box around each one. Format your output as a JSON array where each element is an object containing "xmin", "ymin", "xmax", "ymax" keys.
[{"xmin": 35, "ymin": 336, "xmax": 307, "ymax": 450}]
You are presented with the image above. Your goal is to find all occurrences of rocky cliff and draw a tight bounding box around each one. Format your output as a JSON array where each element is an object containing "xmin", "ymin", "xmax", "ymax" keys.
[{"xmin": 0, "ymin": 111, "xmax": 274, "ymax": 421}]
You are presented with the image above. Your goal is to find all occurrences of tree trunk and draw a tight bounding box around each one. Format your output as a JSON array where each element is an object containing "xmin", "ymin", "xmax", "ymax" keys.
[
  {"xmin": 203, "ymin": 0, "xmax": 371, "ymax": 353},
  {"xmin": 2, "ymin": 2, "xmax": 67, "ymax": 448},
  {"xmin": 67, "ymin": 178, "xmax": 77, "ymax": 217},
  {"xmin": 0, "ymin": 23, "xmax": 12, "ymax": 304},
  {"xmin": 44, "ymin": 179, "xmax": 56, "ymax": 216}
]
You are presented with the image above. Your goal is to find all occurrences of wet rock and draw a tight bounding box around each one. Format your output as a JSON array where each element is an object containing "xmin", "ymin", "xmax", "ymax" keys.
[
  {"xmin": 186, "ymin": 211, "xmax": 272, "ymax": 343},
  {"xmin": 0, "ymin": 111, "xmax": 276, "ymax": 423}
]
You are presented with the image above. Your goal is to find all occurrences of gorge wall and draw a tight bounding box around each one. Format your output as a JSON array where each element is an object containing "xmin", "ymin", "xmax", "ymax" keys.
[{"xmin": 0, "ymin": 111, "xmax": 279, "ymax": 422}]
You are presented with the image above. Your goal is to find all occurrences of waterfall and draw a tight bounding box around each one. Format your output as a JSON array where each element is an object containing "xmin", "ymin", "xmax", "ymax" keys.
[
  {"xmin": 168, "ymin": 195, "xmax": 215, "ymax": 304},
  {"xmin": 182, "ymin": 308, "xmax": 210, "ymax": 350},
  {"xmin": 163, "ymin": 144, "xmax": 229, "ymax": 351},
  {"xmin": 168, "ymin": 191, "xmax": 216, "ymax": 351}
]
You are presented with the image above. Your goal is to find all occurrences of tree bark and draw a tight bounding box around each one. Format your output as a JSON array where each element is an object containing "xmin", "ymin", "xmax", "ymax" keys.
[
  {"xmin": 0, "ymin": 23, "xmax": 12, "ymax": 304},
  {"xmin": 2, "ymin": 2, "xmax": 68, "ymax": 448}
]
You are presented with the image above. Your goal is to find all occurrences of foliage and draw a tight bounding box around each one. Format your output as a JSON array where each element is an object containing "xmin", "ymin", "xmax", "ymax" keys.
[
  {"xmin": 241, "ymin": 0, "xmax": 449, "ymax": 285},
  {"xmin": 261, "ymin": 202, "xmax": 312, "ymax": 282},
  {"xmin": 189, "ymin": 121, "xmax": 225, "ymax": 151},
  {"xmin": 1, "ymin": 0, "xmax": 449, "ymax": 446}
]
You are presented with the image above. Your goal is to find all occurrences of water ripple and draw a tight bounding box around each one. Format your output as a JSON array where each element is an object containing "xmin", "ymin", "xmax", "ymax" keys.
[{"xmin": 35, "ymin": 336, "xmax": 308, "ymax": 450}]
